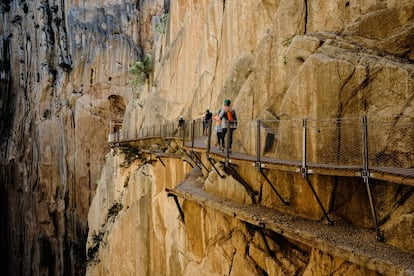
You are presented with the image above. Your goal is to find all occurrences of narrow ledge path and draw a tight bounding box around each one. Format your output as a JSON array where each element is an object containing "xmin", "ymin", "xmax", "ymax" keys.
[{"xmin": 166, "ymin": 167, "xmax": 414, "ymax": 276}]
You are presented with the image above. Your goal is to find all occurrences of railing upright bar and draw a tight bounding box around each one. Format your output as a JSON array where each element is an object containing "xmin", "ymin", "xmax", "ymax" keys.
[
  {"xmin": 181, "ymin": 123, "xmax": 185, "ymax": 145},
  {"xmin": 256, "ymin": 120, "xmax": 261, "ymax": 171},
  {"xmin": 362, "ymin": 116, "xmax": 369, "ymax": 173},
  {"xmin": 301, "ymin": 119, "xmax": 308, "ymax": 177},
  {"xmin": 207, "ymin": 119, "xmax": 212, "ymax": 154},
  {"xmin": 191, "ymin": 120, "xmax": 195, "ymax": 149},
  {"xmin": 362, "ymin": 116, "xmax": 384, "ymax": 241},
  {"xmin": 225, "ymin": 120, "xmax": 230, "ymax": 167},
  {"xmin": 301, "ymin": 118, "xmax": 333, "ymax": 224}
]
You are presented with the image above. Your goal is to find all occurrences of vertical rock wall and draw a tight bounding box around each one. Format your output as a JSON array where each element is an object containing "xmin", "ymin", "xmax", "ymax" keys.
[
  {"xmin": 0, "ymin": 0, "xmax": 163, "ymax": 275},
  {"xmin": 87, "ymin": 0, "xmax": 413, "ymax": 275}
]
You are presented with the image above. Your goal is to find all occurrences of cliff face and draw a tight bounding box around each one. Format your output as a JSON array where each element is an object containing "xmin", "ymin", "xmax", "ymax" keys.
[
  {"xmin": 87, "ymin": 0, "xmax": 414, "ymax": 275},
  {"xmin": 0, "ymin": 0, "xmax": 413, "ymax": 275},
  {"xmin": 0, "ymin": 0, "xmax": 162, "ymax": 275}
]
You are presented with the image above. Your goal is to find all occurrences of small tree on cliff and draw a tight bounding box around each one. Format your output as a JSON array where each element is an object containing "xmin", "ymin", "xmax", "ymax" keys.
[
  {"xmin": 129, "ymin": 53, "xmax": 153, "ymax": 88},
  {"xmin": 155, "ymin": 13, "xmax": 169, "ymax": 34}
]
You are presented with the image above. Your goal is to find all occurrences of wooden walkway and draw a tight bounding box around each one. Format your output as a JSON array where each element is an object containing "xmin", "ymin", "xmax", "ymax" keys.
[
  {"xmin": 111, "ymin": 135, "xmax": 413, "ymax": 186},
  {"xmin": 166, "ymin": 168, "xmax": 414, "ymax": 276},
  {"xmin": 186, "ymin": 137, "xmax": 414, "ymax": 187}
]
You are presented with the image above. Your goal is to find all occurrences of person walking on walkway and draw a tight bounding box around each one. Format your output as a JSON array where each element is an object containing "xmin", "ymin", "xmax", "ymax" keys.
[
  {"xmin": 202, "ymin": 109, "xmax": 212, "ymax": 136},
  {"xmin": 219, "ymin": 99, "xmax": 237, "ymax": 153},
  {"xmin": 178, "ymin": 116, "xmax": 185, "ymax": 137},
  {"xmin": 214, "ymin": 109, "xmax": 224, "ymax": 151}
]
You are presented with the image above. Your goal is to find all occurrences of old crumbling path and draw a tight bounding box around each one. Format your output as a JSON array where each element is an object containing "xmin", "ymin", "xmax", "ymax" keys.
[{"xmin": 167, "ymin": 168, "xmax": 414, "ymax": 276}]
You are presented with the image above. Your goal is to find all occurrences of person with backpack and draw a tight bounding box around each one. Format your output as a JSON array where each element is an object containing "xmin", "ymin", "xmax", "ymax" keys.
[
  {"xmin": 214, "ymin": 109, "xmax": 224, "ymax": 151},
  {"xmin": 219, "ymin": 99, "xmax": 237, "ymax": 153}
]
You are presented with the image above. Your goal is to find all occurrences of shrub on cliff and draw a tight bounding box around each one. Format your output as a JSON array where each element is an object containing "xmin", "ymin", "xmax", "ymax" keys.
[{"xmin": 129, "ymin": 53, "xmax": 153, "ymax": 88}]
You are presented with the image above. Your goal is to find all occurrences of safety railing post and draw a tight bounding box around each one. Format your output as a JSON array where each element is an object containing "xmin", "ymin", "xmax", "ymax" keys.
[
  {"xmin": 300, "ymin": 118, "xmax": 332, "ymax": 223},
  {"xmin": 181, "ymin": 123, "xmax": 185, "ymax": 145},
  {"xmin": 162, "ymin": 124, "xmax": 166, "ymax": 138},
  {"xmin": 207, "ymin": 119, "xmax": 212, "ymax": 154},
  {"xmin": 301, "ymin": 119, "xmax": 308, "ymax": 177},
  {"xmin": 256, "ymin": 120, "xmax": 261, "ymax": 171},
  {"xmin": 362, "ymin": 116, "xmax": 383, "ymax": 241},
  {"xmin": 225, "ymin": 120, "xmax": 230, "ymax": 167},
  {"xmin": 362, "ymin": 116, "xmax": 369, "ymax": 176},
  {"xmin": 191, "ymin": 120, "xmax": 195, "ymax": 149}
]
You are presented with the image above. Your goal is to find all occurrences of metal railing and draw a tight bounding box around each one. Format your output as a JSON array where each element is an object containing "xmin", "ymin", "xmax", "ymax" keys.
[{"xmin": 108, "ymin": 116, "xmax": 414, "ymax": 177}]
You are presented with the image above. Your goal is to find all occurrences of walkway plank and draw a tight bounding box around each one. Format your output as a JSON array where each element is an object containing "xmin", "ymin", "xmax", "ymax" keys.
[{"xmin": 185, "ymin": 138, "xmax": 414, "ymax": 186}]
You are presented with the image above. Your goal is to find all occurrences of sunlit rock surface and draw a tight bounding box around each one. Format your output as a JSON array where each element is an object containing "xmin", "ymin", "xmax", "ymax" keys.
[{"xmin": 0, "ymin": 0, "xmax": 413, "ymax": 275}]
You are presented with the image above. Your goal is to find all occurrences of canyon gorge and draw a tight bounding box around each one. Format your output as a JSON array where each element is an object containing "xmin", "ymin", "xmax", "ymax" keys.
[{"xmin": 0, "ymin": 0, "xmax": 413, "ymax": 275}]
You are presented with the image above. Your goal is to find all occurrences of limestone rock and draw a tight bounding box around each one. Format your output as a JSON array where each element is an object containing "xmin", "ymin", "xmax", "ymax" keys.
[{"xmin": 1, "ymin": 0, "xmax": 413, "ymax": 275}]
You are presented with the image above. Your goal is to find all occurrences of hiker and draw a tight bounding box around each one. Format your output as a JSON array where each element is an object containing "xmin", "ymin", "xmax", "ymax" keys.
[
  {"xmin": 202, "ymin": 109, "xmax": 212, "ymax": 136},
  {"xmin": 214, "ymin": 109, "xmax": 224, "ymax": 151},
  {"xmin": 178, "ymin": 116, "xmax": 185, "ymax": 137},
  {"xmin": 219, "ymin": 99, "xmax": 237, "ymax": 152}
]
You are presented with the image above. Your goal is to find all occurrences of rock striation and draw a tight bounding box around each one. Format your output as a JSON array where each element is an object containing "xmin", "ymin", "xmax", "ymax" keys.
[{"xmin": 0, "ymin": 0, "xmax": 162, "ymax": 275}]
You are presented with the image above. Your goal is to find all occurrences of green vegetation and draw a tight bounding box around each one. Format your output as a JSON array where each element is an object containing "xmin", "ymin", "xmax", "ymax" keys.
[
  {"xmin": 155, "ymin": 13, "xmax": 169, "ymax": 34},
  {"xmin": 119, "ymin": 146, "xmax": 140, "ymax": 167},
  {"xmin": 124, "ymin": 174, "xmax": 130, "ymax": 188},
  {"xmin": 86, "ymin": 201, "xmax": 123, "ymax": 261},
  {"xmin": 87, "ymin": 231, "xmax": 104, "ymax": 261},
  {"xmin": 129, "ymin": 53, "xmax": 153, "ymax": 88},
  {"xmin": 107, "ymin": 202, "xmax": 123, "ymax": 221}
]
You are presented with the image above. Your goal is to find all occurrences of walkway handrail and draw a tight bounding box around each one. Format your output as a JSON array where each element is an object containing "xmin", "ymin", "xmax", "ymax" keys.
[{"xmin": 108, "ymin": 116, "xmax": 413, "ymax": 179}]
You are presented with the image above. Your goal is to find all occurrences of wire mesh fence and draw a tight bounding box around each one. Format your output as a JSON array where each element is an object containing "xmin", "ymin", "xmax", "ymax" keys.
[
  {"xmin": 366, "ymin": 117, "xmax": 414, "ymax": 169},
  {"xmin": 109, "ymin": 116, "xmax": 413, "ymax": 176},
  {"xmin": 306, "ymin": 118, "xmax": 363, "ymax": 168}
]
